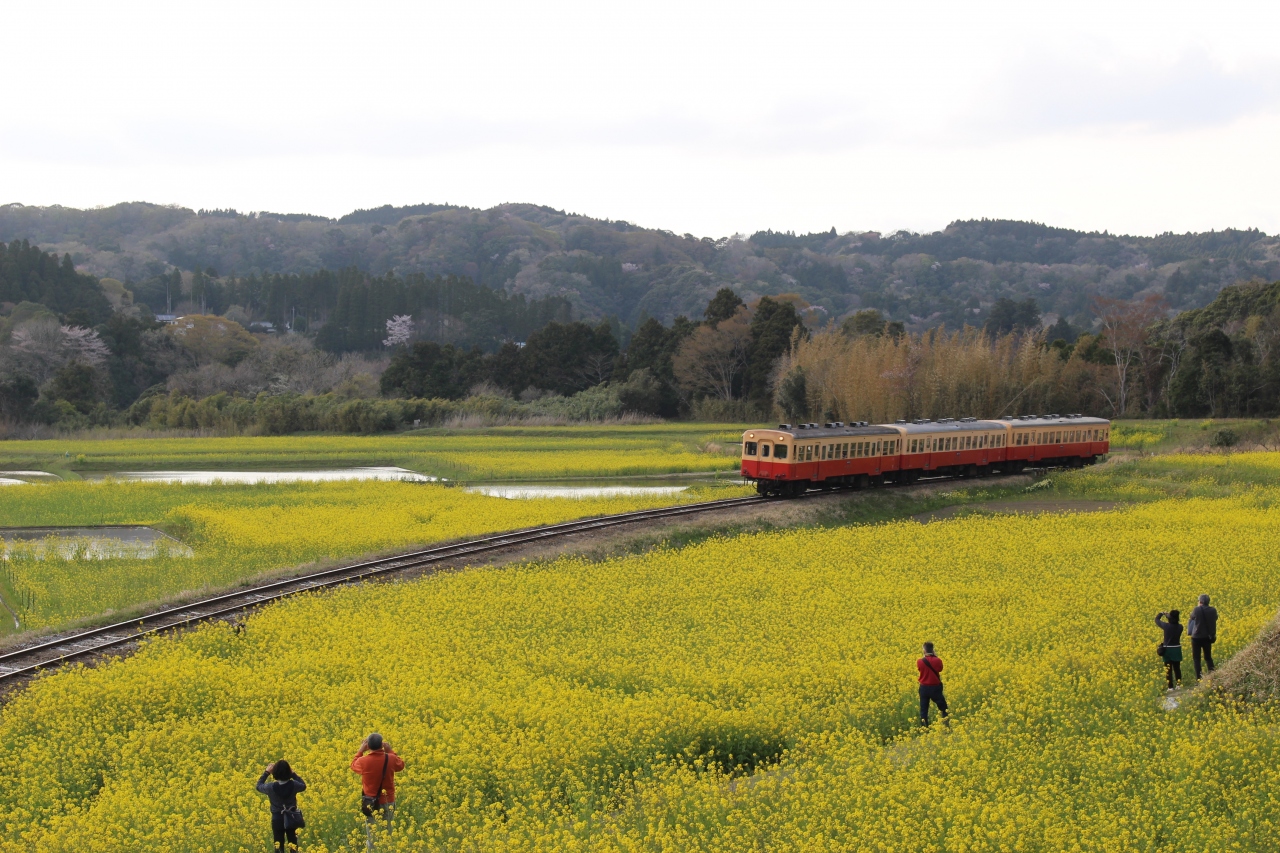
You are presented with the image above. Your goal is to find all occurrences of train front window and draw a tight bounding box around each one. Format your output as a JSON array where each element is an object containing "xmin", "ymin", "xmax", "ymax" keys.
[
  {"xmin": 744, "ymin": 442, "xmax": 758, "ymax": 456},
  {"xmin": 774, "ymin": 445, "xmax": 786, "ymax": 459},
  {"xmin": 759, "ymin": 444, "xmax": 769, "ymax": 457}
]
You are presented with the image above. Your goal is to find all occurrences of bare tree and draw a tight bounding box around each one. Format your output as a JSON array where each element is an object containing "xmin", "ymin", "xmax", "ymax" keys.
[
  {"xmin": 1093, "ymin": 294, "xmax": 1166, "ymax": 417},
  {"xmin": 672, "ymin": 310, "xmax": 751, "ymax": 401}
]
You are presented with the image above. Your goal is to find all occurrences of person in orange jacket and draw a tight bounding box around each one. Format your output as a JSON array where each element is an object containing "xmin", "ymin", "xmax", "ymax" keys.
[{"xmin": 351, "ymin": 733, "xmax": 405, "ymax": 833}]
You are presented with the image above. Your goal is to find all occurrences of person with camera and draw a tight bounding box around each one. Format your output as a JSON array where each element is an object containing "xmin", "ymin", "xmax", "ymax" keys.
[
  {"xmin": 1155, "ymin": 609, "xmax": 1184, "ymax": 690},
  {"xmin": 256, "ymin": 759, "xmax": 307, "ymax": 852},
  {"xmin": 1188, "ymin": 594, "xmax": 1219, "ymax": 680},
  {"xmin": 351, "ymin": 732, "xmax": 405, "ymax": 845},
  {"xmin": 916, "ymin": 641, "xmax": 949, "ymax": 727}
]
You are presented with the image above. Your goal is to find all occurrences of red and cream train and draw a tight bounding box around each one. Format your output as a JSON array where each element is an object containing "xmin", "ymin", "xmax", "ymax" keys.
[{"xmin": 740, "ymin": 415, "xmax": 1110, "ymax": 497}]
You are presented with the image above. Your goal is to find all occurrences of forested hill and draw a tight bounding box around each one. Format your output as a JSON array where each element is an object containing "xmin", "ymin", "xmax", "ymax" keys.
[{"xmin": 2, "ymin": 201, "xmax": 1278, "ymax": 332}]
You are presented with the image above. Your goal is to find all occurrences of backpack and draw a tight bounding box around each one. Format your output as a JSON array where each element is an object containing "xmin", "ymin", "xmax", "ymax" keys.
[{"xmin": 278, "ymin": 781, "xmax": 305, "ymax": 830}]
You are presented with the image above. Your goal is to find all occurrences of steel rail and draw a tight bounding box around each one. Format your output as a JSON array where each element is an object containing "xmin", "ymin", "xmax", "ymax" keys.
[{"xmin": 0, "ymin": 494, "xmax": 769, "ymax": 683}]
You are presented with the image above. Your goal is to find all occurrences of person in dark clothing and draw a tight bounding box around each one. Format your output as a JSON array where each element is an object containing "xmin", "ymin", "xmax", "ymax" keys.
[
  {"xmin": 1155, "ymin": 610, "xmax": 1184, "ymax": 690},
  {"xmin": 916, "ymin": 641, "xmax": 949, "ymax": 726},
  {"xmin": 256, "ymin": 759, "xmax": 307, "ymax": 852},
  {"xmin": 1188, "ymin": 594, "xmax": 1219, "ymax": 680}
]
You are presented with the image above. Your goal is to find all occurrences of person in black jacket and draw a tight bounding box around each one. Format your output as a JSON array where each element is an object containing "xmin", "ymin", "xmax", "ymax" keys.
[
  {"xmin": 1155, "ymin": 610, "xmax": 1184, "ymax": 690},
  {"xmin": 1188, "ymin": 594, "xmax": 1219, "ymax": 680},
  {"xmin": 256, "ymin": 759, "xmax": 307, "ymax": 852}
]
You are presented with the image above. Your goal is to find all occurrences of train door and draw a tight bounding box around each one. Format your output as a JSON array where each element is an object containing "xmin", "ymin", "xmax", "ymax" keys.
[{"xmin": 758, "ymin": 440, "xmax": 776, "ymax": 478}]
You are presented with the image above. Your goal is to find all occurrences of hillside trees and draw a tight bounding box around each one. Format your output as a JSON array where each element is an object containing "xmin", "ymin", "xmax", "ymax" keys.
[{"xmin": 0, "ymin": 240, "xmax": 112, "ymax": 323}]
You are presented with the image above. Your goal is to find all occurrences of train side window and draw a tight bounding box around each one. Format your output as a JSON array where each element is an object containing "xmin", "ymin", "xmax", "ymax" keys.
[
  {"xmin": 744, "ymin": 442, "xmax": 757, "ymax": 456},
  {"xmin": 806, "ymin": 445, "xmax": 813, "ymax": 461},
  {"xmin": 774, "ymin": 445, "xmax": 786, "ymax": 459}
]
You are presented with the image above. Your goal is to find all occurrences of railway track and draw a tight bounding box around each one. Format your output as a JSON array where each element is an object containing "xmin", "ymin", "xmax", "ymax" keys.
[
  {"xmin": 0, "ymin": 494, "xmax": 769, "ymax": 687},
  {"xmin": 0, "ymin": 463, "xmax": 1063, "ymax": 689}
]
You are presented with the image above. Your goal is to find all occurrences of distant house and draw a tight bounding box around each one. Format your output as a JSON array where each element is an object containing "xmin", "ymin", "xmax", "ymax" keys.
[
  {"xmin": 247, "ymin": 321, "xmax": 276, "ymax": 333},
  {"xmin": 155, "ymin": 314, "xmax": 178, "ymax": 324}
]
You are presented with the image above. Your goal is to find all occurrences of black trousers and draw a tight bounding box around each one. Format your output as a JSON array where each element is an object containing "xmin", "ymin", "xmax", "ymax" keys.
[
  {"xmin": 1165, "ymin": 661, "xmax": 1182, "ymax": 688},
  {"xmin": 919, "ymin": 684, "xmax": 948, "ymax": 724},
  {"xmin": 271, "ymin": 817, "xmax": 299, "ymax": 851},
  {"xmin": 1192, "ymin": 638, "xmax": 1215, "ymax": 679}
]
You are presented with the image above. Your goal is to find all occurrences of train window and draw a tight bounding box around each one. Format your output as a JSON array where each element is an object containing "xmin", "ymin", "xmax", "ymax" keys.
[
  {"xmin": 774, "ymin": 445, "xmax": 787, "ymax": 459},
  {"xmin": 807, "ymin": 445, "xmax": 814, "ymax": 461},
  {"xmin": 841, "ymin": 443, "xmax": 848, "ymax": 457},
  {"xmin": 744, "ymin": 442, "xmax": 757, "ymax": 456},
  {"xmin": 760, "ymin": 444, "xmax": 770, "ymax": 457}
]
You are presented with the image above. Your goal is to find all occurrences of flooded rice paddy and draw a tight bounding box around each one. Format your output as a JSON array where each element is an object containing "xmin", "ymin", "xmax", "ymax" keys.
[{"xmin": 1, "ymin": 526, "xmax": 194, "ymax": 559}]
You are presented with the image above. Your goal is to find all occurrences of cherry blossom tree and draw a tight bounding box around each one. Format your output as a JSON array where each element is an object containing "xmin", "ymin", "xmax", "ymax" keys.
[{"xmin": 383, "ymin": 315, "xmax": 414, "ymax": 348}]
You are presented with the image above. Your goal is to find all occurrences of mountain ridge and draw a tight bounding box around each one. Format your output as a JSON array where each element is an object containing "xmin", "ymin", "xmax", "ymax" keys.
[{"xmin": 3, "ymin": 201, "xmax": 1277, "ymax": 331}]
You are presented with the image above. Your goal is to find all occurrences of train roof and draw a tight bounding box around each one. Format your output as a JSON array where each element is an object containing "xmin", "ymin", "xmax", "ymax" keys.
[
  {"xmin": 994, "ymin": 414, "xmax": 1111, "ymax": 427},
  {"xmin": 893, "ymin": 418, "xmax": 1005, "ymax": 434},
  {"xmin": 751, "ymin": 422, "xmax": 899, "ymax": 440}
]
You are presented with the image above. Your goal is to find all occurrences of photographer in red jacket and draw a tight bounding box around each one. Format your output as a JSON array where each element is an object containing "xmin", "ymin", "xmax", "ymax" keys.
[{"xmin": 917, "ymin": 642, "xmax": 949, "ymax": 726}]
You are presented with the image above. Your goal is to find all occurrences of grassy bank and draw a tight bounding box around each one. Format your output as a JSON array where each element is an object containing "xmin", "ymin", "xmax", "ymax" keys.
[{"xmin": 0, "ymin": 423, "xmax": 747, "ymax": 481}]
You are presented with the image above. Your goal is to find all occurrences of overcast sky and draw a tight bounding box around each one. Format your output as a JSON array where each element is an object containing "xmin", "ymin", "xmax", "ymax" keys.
[{"xmin": 3, "ymin": 0, "xmax": 1279, "ymax": 238}]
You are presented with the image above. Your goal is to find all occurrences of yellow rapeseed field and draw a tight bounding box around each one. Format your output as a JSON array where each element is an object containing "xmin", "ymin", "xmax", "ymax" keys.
[
  {"xmin": 1, "ymin": 491, "xmax": 1277, "ymax": 851},
  {"xmin": 0, "ymin": 480, "xmax": 744, "ymax": 630}
]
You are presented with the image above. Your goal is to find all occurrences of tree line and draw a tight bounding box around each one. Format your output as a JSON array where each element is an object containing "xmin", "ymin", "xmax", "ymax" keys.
[
  {"xmin": 781, "ymin": 280, "xmax": 1280, "ymax": 422},
  {"xmin": 6, "ymin": 228, "xmax": 1280, "ymax": 433}
]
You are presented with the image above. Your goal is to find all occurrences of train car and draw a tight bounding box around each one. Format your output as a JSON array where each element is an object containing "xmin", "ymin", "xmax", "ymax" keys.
[
  {"xmin": 740, "ymin": 414, "xmax": 1110, "ymax": 496},
  {"xmin": 741, "ymin": 422, "xmax": 903, "ymax": 497},
  {"xmin": 994, "ymin": 414, "xmax": 1110, "ymax": 470},
  {"xmin": 891, "ymin": 417, "xmax": 1010, "ymax": 482}
]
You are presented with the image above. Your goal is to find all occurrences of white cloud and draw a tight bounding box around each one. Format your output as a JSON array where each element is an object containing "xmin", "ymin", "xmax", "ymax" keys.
[{"xmin": 2, "ymin": 0, "xmax": 1279, "ymax": 236}]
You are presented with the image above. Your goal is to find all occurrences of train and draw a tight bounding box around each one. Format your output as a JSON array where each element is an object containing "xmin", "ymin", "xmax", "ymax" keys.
[{"xmin": 740, "ymin": 414, "xmax": 1111, "ymax": 497}]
